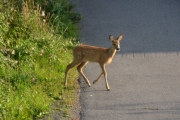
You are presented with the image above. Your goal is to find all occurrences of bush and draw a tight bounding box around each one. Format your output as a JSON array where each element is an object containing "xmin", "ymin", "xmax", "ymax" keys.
[{"xmin": 0, "ymin": 0, "xmax": 80, "ymax": 119}]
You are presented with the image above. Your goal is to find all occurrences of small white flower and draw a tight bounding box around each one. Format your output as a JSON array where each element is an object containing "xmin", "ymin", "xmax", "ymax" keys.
[
  {"xmin": 11, "ymin": 50, "xmax": 15, "ymax": 55},
  {"xmin": 41, "ymin": 11, "xmax": 45, "ymax": 17}
]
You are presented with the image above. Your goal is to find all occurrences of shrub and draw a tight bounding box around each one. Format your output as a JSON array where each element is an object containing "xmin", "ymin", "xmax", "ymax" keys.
[{"xmin": 0, "ymin": 0, "xmax": 80, "ymax": 119}]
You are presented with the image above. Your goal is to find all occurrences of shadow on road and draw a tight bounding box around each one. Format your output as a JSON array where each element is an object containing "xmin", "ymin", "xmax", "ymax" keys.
[{"xmin": 75, "ymin": 0, "xmax": 180, "ymax": 54}]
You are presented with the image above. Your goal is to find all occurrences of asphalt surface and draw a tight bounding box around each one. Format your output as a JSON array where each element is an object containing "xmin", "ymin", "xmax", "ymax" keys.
[{"xmin": 73, "ymin": 0, "xmax": 180, "ymax": 120}]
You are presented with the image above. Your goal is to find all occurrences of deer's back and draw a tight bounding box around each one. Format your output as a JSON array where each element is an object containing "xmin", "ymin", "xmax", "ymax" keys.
[{"xmin": 73, "ymin": 44, "xmax": 108, "ymax": 63}]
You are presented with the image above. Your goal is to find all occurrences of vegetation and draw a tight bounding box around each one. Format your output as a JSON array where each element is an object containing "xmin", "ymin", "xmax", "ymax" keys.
[{"xmin": 0, "ymin": 0, "xmax": 81, "ymax": 119}]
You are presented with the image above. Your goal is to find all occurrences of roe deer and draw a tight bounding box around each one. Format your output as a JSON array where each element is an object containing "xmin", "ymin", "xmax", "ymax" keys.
[{"xmin": 64, "ymin": 34, "xmax": 123, "ymax": 91}]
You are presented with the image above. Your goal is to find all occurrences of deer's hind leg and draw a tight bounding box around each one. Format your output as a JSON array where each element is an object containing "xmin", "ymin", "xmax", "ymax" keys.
[
  {"xmin": 77, "ymin": 61, "xmax": 91, "ymax": 87},
  {"xmin": 64, "ymin": 60, "xmax": 81, "ymax": 87}
]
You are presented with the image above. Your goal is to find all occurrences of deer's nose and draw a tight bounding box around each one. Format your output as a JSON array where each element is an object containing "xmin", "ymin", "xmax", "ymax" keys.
[{"xmin": 116, "ymin": 48, "xmax": 120, "ymax": 51}]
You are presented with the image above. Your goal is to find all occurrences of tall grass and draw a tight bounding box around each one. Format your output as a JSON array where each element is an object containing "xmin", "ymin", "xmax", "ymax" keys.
[{"xmin": 0, "ymin": 0, "xmax": 80, "ymax": 119}]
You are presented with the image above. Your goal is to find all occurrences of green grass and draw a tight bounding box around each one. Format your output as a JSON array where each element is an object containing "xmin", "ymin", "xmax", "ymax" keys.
[{"xmin": 0, "ymin": 0, "xmax": 80, "ymax": 119}]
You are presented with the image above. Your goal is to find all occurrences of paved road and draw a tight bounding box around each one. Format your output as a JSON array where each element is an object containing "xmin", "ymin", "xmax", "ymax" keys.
[{"xmin": 73, "ymin": 0, "xmax": 180, "ymax": 120}]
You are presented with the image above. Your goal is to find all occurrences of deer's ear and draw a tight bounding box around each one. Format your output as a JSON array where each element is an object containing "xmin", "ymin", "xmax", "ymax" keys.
[
  {"xmin": 117, "ymin": 34, "xmax": 123, "ymax": 41},
  {"xmin": 109, "ymin": 35, "xmax": 114, "ymax": 41}
]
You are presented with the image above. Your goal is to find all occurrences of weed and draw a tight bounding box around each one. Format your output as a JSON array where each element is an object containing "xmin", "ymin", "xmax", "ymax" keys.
[{"xmin": 0, "ymin": 0, "xmax": 80, "ymax": 119}]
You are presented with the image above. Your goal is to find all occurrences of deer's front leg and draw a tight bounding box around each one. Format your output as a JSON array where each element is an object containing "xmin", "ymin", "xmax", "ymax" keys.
[{"xmin": 100, "ymin": 64, "xmax": 110, "ymax": 91}]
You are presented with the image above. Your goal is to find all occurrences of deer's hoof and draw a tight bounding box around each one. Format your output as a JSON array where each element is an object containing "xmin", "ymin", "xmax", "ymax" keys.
[
  {"xmin": 93, "ymin": 80, "xmax": 97, "ymax": 84},
  {"xmin": 106, "ymin": 86, "xmax": 110, "ymax": 91},
  {"xmin": 85, "ymin": 81, "xmax": 91, "ymax": 87}
]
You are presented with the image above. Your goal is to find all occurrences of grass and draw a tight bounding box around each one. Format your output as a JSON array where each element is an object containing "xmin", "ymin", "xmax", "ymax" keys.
[{"xmin": 0, "ymin": 0, "xmax": 81, "ymax": 119}]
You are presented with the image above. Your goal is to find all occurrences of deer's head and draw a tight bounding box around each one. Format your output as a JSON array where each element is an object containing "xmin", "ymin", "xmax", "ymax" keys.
[{"xmin": 109, "ymin": 34, "xmax": 123, "ymax": 51}]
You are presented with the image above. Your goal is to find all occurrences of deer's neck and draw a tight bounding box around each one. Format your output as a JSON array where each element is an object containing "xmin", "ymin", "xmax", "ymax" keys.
[{"xmin": 107, "ymin": 45, "xmax": 116, "ymax": 59}]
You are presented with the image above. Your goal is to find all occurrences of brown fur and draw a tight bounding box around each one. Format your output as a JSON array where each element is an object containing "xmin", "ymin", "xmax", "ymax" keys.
[{"xmin": 64, "ymin": 34, "xmax": 123, "ymax": 91}]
